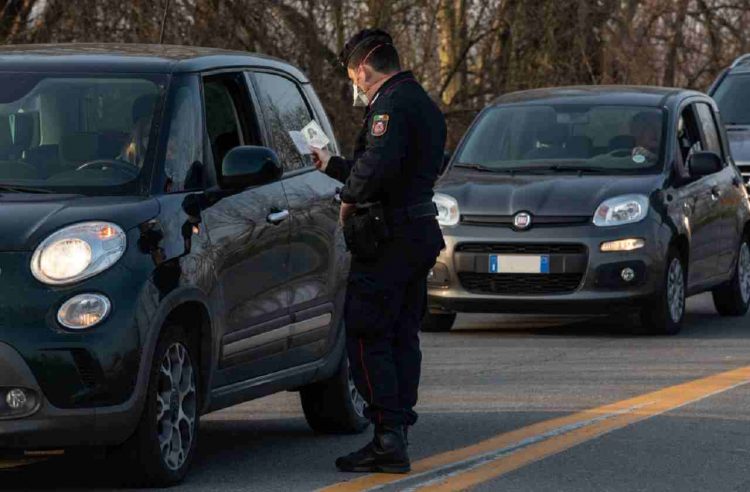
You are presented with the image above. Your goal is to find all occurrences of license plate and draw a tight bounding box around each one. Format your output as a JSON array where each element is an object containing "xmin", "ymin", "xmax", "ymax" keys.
[{"xmin": 489, "ymin": 255, "xmax": 550, "ymax": 274}]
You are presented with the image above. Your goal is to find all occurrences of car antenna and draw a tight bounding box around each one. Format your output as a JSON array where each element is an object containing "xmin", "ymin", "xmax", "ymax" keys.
[{"xmin": 159, "ymin": 0, "xmax": 172, "ymax": 44}]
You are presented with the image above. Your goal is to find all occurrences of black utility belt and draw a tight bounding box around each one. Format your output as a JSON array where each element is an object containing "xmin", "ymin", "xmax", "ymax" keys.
[{"xmin": 343, "ymin": 202, "xmax": 437, "ymax": 260}]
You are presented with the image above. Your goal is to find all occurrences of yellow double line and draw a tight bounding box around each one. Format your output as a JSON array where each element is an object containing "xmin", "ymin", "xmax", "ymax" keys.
[{"xmin": 320, "ymin": 364, "xmax": 750, "ymax": 492}]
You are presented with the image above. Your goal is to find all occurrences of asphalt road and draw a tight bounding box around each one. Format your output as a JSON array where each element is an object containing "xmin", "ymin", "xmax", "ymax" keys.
[{"xmin": 2, "ymin": 292, "xmax": 750, "ymax": 491}]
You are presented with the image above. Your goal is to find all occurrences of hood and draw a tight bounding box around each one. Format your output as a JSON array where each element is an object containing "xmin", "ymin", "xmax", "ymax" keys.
[
  {"xmin": 727, "ymin": 126, "xmax": 750, "ymax": 164},
  {"xmin": 0, "ymin": 194, "xmax": 159, "ymax": 251},
  {"xmin": 436, "ymin": 169, "xmax": 665, "ymax": 217}
]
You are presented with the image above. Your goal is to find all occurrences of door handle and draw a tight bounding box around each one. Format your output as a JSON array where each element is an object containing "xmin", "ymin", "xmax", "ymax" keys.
[
  {"xmin": 710, "ymin": 186, "xmax": 722, "ymax": 200},
  {"xmin": 267, "ymin": 209, "xmax": 290, "ymax": 225}
]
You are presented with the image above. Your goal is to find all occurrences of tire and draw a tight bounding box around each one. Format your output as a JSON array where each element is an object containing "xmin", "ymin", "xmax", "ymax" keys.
[
  {"xmin": 641, "ymin": 247, "xmax": 686, "ymax": 335},
  {"xmin": 421, "ymin": 312, "xmax": 457, "ymax": 332},
  {"xmin": 712, "ymin": 235, "xmax": 750, "ymax": 316},
  {"xmin": 111, "ymin": 324, "xmax": 200, "ymax": 487},
  {"xmin": 300, "ymin": 353, "xmax": 369, "ymax": 434}
]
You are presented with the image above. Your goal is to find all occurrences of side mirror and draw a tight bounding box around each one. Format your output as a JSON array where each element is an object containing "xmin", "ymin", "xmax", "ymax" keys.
[
  {"xmin": 687, "ymin": 151, "xmax": 722, "ymax": 178},
  {"xmin": 221, "ymin": 146, "xmax": 282, "ymax": 189},
  {"xmin": 440, "ymin": 150, "xmax": 452, "ymax": 175}
]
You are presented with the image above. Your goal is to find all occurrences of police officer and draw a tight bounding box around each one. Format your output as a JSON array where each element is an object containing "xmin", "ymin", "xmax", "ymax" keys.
[{"xmin": 312, "ymin": 28, "xmax": 446, "ymax": 473}]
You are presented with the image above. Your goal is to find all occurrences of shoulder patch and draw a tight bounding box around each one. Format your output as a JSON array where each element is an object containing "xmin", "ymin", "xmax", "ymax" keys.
[{"xmin": 371, "ymin": 114, "xmax": 389, "ymax": 137}]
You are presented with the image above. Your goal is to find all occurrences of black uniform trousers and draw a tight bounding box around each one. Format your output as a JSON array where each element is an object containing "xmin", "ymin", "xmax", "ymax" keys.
[{"xmin": 344, "ymin": 217, "xmax": 443, "ymax": 427}]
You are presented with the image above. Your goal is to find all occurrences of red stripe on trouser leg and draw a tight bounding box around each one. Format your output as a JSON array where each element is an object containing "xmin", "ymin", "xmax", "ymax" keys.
[{"xmin": 359, "ymin": 338, "xmax": 381, "ymax": 424}]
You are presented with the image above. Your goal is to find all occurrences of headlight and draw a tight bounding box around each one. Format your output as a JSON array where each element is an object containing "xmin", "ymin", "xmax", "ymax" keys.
[
  {"xmin": 433, "ymin": 193, "xmax": 460, "ymax": 227},
  {"xmin": 31, "ymin": 222, "xmax": 126, "ymax": 285},
  {"xmin": 593, "ymin": 194, "xmax": 649, "ymax": 227}
]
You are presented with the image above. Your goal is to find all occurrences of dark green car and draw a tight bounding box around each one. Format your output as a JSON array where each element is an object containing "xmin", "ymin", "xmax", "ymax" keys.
[{"xmin": 0, "ymin": 44, "xmax": 366, "ymax": 485}]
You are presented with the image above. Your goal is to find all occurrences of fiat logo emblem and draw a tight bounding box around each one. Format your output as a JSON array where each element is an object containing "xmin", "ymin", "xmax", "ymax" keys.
[{"xmin": 513, "ymin": 212, "xmax": 532, "ymax": 230}]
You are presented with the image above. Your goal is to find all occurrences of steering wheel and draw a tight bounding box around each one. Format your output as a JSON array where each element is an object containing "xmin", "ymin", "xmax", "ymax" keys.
[
  {"xmin": 76, "ymin": 159, "xmax": 139, "ymax": 176},
  {"xmin": 606, "ymin": 148, "xmax": 633, "ymax": 158}
]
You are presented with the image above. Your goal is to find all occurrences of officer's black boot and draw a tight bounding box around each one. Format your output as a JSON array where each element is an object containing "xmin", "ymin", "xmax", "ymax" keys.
[{"xmin": 335, "ymin": 424, "xmax": 411, "ymax": 473}]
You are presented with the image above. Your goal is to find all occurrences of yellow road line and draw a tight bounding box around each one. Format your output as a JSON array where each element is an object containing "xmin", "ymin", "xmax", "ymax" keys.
[{"xmin": 319, "ymin": 365, "xmax": 750, "ymax": 492}]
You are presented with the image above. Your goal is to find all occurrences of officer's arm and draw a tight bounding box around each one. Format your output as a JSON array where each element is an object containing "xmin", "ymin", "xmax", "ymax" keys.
[
  {"xmin": 324, "ymin": 156, "xmax": 355, "ymax": 183},
  {"xmin": 340, "ymin": 107, "xmax": 407, "ymax": 204}
]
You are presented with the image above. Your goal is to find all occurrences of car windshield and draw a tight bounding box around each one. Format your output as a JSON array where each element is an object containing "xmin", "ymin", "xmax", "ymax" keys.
[
  {"xmin": 713, "ymin": 74, "xmax": 750, "ymax": 125},
  {"xmin": 0, "ymin": 73, "xmax": 166, "ymax": 195},
  {"xmin": 455, "ymin": 104, "xmax": 665, "ymax": 173}
]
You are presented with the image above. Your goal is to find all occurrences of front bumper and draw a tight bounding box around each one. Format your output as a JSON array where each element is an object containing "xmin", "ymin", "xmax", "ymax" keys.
[
  {"xmin": 0, "ymin": 342, "xmax": 138, "ymax": 450},
  {"xmin": 428, "ymin": 217, "xmax": 668, "ymax": 315}
]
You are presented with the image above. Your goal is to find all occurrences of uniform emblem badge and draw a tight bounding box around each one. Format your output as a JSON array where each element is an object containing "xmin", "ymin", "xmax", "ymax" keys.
[
  {"xmin": 371, "ymin": 114, "xmax": 389, "ymax": 137},
  {"xmin": 513, "ymin": 212, "xmax": 532, "ymax": 230}
]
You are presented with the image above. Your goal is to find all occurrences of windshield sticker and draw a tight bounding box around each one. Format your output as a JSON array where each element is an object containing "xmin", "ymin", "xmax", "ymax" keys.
[{"xmin": 632, "ymin": 154, "xmax": 646, "ymax": 164}]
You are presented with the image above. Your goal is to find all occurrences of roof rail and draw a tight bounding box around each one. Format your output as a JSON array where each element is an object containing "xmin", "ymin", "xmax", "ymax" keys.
[{"xmin": 730, "ymin": 54, "xmax": 750, "ymax": 68}]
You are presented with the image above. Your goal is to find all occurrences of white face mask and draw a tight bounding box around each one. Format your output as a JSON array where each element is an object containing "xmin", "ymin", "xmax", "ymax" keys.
[{"xmin": 352, "ymin": 81, "xmax": 369, "ymax": 107}]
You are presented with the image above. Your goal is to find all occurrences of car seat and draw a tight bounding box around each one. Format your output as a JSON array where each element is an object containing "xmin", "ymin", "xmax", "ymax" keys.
[{"xmin": 563, "ymin": 135, "xmax": 593, "ymax": 158}]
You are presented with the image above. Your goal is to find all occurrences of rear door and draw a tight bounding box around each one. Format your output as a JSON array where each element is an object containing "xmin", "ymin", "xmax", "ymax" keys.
[
  {"xmin": 248, "ymin": 70, "xmax": 342, "ymax": 366},
  {"xmin": 694, "ymin": 102, "xmax": 743, "ymax": 278},
  {"xmin": 198, "ymin": 72, "xmax": 292, "ymax": 386}
]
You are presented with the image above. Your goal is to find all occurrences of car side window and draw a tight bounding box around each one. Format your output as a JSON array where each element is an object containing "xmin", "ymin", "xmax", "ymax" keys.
[
  {"xmin": 677, "ymin": 105, "xmax": 703, "ymax": 165},
  {"xmin": 252, "ymin": 72, "xmax": 314, "ymax": 172},
  {"xmin": 163, "ymin": 75, "xmax": 204, "ymax": 192},
  {"xmin": 203, "ymin": 73, "xmax": 263, "ymax": 183},
  {"xmin": 694, "ymin": 103, "xmax": 723, "ymax": 158}
]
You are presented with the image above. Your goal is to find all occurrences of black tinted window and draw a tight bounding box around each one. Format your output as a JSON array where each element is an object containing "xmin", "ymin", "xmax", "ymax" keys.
[
  {"xmin": 254, "ymin": 72, "xmax": 313, "ymax": 172},
  {"xmin": 713, "ymin": 74, "xmax": 750, "ymax": 125},
  {"xmin": 203, "ymin": 79, "xmax": 243, "ymax": 171}
]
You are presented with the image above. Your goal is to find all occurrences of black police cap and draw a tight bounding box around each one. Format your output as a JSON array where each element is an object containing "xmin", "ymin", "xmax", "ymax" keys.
[{"xmin": 339, "ymin": 28, "xmax": 394, "ymax": 68}]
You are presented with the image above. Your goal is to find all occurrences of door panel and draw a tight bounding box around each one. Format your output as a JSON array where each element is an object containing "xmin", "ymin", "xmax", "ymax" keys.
[
  {"xmin": 200, "ymin": 73, "xmax": 292, "ymax": 387},
  {"xmin": 249, "ymin": 70, "xmax": 343, "ymax": 365},
  {"xmin": 677, "ymin": 103, "xmax": 717, "ymax": 287},
  {"xmin": 695, "ymin": 103, "xmax": 741, "ymax": 276}
]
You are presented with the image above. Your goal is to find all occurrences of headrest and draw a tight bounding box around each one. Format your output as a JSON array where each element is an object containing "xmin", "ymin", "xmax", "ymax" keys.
[
  {"xmin": 564, "ymin": 135, "xmax": 592, "ymax": 157},
  {"xmin": 132, "ymin": 94, "xmax": 156, "ymax": 123},
  {"xmin": 10, "ymin": 112, "xmax": 34, "ymax": 149},
  {"xmin": 630, "ymin": 111, "xmax": 661, "ymax": 132},
  {"xmin": 609, "ymin": 135, "xmax": 636, "ymax": 150},
  {"xmin": 59, "ymin": 133, "xmax": 100, "ymax": 163}
]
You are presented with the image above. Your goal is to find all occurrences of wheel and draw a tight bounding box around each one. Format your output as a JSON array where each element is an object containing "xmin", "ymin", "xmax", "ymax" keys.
[
  {"xmin": 712, "ymin": 235, "xmax": 750, "ymax": 316},
  {"xmin": 421, "ymin": 312, "xmax": 457, "ymax": 332},
  {"xmin": 111, "ymin": 325, "xmax": 200, "ymax": 487},
  {"xmin": 641, "ymin": 247, "xmax": 686, "ymax": 335},
  {"xmin": 300, "ymin": 353, "xmax": 369, "ymax": 434}
]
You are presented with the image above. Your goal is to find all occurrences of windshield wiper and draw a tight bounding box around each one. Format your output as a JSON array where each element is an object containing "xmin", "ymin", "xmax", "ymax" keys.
[
  {"xmin": 454, "ymin": 163, "xmax": 497, "ymax": 172},
  {"xmin": 455, "ymin": 164, "xmax": 553, "ymax": 174},
  {"xmin": 0, "ymin": 184, "xmax": 56, "ymax": 194},
  {"xmin": 545, "ymin": 165, "xmax": 609, "ymax": 174}
]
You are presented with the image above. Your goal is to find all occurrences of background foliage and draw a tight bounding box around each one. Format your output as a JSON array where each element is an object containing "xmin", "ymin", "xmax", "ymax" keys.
[{"xmin": 4, "ymin": 0, "xmax": 748, "ymax": 150}]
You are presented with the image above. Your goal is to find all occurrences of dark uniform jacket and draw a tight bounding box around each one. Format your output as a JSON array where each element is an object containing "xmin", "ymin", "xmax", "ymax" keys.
[{"xmin": 325, "ymin": 71, "xmax": 447, "ymax": 210}]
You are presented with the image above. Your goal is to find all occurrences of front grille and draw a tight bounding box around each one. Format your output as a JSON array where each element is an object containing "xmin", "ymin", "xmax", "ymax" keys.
[
  {"xmin": 461, "ymin": 215, "xmax": 590, "ymax": 227},
  {"xmin": 455, "ymin": 243, "xmax": 587, "ymax": 255},
  {"xmin": 459, "ymin": 272, "xmax": 583, "ymax": 295}
]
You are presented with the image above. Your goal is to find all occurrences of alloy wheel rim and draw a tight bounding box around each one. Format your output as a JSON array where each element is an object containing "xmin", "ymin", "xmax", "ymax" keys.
[
  {"xmin": 156, "ymin": 342, "xmax": 197, "ymax": 471},
  {"xmin": 667, "ymin": 258, "xmax": 685, "ymax": 324},
  {"xmin": 739, "ymin": 242, "xmax": 750, "ymax": 304},
  {"xmin": 347, "ymin": 366, "xmax": 366, "ymax": 418}
]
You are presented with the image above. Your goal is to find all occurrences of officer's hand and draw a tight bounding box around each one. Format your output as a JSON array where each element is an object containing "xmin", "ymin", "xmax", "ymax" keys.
[
  {"xmin": 339, "ymin": 202, "xmax": 356, "ymax": 224},
  {"xmin": 311, "ymin": 147, "xmax": 331, "ymax": 172}
]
